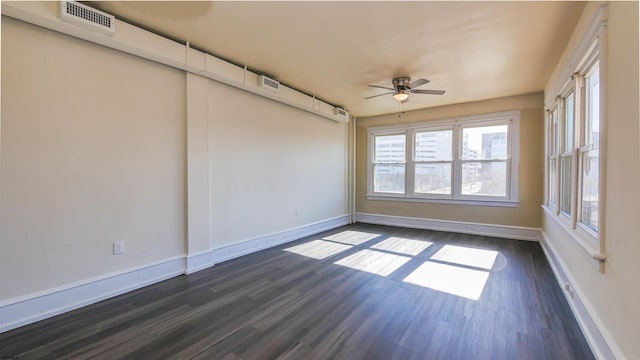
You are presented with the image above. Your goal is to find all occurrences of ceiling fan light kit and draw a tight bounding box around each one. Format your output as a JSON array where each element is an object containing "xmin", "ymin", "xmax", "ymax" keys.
[
  {"xmin": 392, "ymin": 90, "xmax": 410, "ymax": 102},
  {"xmin": 366, "ymin": 76, "xmax": 445, "ymax": 102}
]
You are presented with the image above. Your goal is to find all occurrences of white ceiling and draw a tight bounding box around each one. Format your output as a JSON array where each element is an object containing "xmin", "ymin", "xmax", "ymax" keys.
[{"xmin": 88, "ymin": 1, "xmax": 585, "ymax": 118}]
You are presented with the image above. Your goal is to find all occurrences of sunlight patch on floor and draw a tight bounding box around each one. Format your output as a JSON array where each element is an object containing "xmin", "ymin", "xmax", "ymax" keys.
[
  {"xmin": 403, "ymin": 261, "xmax": 490, "ymax": 300},
  {"xmin": 371, "ymin": 237, "xmax": 432, "ymax": 256},
  {"xmin": 430, "ymin": 245, "xmax": 498, "ymax": 270},
  {"xmin": 284, "ymin": 240, "xmax": 353, "ymax": 260},
  {"xmin": 323, "ymin": 230, "xmax": 380, "ymax": 246},
  {"xmin": 334, "ymin": 249, "xmax": 411, "ymax": 276}
]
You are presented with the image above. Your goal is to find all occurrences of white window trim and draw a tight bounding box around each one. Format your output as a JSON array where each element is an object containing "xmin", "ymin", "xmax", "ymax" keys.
[
  {"xmin": 367, "ymin": 110, "xmax": 520, "ymax": 207},
  {"xmin": 543, "ymin": 5, "xmax": 607, "ymax": 268}
]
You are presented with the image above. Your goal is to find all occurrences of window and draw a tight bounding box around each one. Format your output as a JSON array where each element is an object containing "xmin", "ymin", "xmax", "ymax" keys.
[
  {"xmin": 372, "ymin": 134, "xmax": 406, "ymax": 193},
  {"xmin": 460, "ymin": 124, "xmax": 509, "ymax": 197},
  {"xmin": 560, "ymin": 91, "xmax": 575, "ymax": 216},
  {"xmin": 414, "ymin": 130, "xmax": 452, "ymax": 195},
  {"xmin": 367, "ymin": 111, "xmax": 519, "ymax": 206},
  {"xmin": 544, "ymin": 48, "xmax": 602, "ymax": 248},
  {"xmin": 543, "ymin": 5, "xmax": 606, "ymax": 265},
  {"xmin": 579, "ymin": 64, "xmax": 600, "ymax": 233}
]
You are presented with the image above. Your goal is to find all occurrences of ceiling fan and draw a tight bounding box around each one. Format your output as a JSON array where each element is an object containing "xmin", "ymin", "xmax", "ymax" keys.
[{"xmin": 365, "ymin": 77, "xmax": 445, "ymax": 103}]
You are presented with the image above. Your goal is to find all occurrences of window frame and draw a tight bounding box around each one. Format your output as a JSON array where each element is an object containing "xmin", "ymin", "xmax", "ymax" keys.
[
  {"xmin": 371, "ymin": 131, "xmax": 407, "ymax": 194},
  {"xmin": 411, "ymin": 126, "xmax": 455, "ymax": 198},
  {"xmin": 576, "ymin": 59, "xmax": 601, "ymax": 238},
  {"xmin": 367, "ymin": 110, "xmax": 520, "ymax": 207},
  {"xmin": 558, "ymin": 86, "xmax": 577, "ymax": 220},
  {"xmin": 543, "ymin": 31, "xmax": 606, "ymax": 265}
]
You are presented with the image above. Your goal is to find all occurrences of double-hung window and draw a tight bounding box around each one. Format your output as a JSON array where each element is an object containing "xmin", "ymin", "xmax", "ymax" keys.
[
  {"xmin": 368, "ymin": 111, "xmax": 520, "ymax": 206},
  {"xmin": 372, "ymin": 133, "xmax": 406, "ymax": 194},
  {"xmin": 580, "ymin": 64, "xmax": 600, "ymax": 233},
  {"xmin": 560, "ymin": 90, "xmax": 575, "ymax": 217},
  {"xmin": 414, "ymin": 129, "xmax": 453, "ymax": 195},
  {"xmin": 544, "ymin": 23, "xmax": 605, "ymax": 262}
]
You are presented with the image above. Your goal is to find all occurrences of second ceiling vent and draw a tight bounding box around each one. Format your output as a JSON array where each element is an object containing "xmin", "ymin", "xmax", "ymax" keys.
[
  {"xmin": 60, "ymin": 1, "xmax": 115, "ymax": 35},
  {"xmin": 258, "ymin": 75, "xmax": 280, "ymax": 93}
]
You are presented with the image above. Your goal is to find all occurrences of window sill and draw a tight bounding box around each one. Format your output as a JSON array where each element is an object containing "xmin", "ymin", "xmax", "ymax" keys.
[
  {"xmin": 366, "ymin": 194, "xmax": 519, "ymax": 207},
  {"xmin": 541, "ymin": 205, "xmax": 605, "ymax": 264}
]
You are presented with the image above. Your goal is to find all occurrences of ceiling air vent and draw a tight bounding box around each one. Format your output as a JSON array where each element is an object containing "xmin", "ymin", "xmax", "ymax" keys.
[
  {"xmin": 258, "ymin": 75, "xmax": 280, "ymax": 93},
  {"xmin": 334, "ymin": 107, "xmax": 349, "ymax": 120},
  {"xmin": 60, "ymin": 1, "xmax": 115, "ymax": 35}
]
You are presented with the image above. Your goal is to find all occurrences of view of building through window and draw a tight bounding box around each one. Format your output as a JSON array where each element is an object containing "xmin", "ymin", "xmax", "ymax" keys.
[
  {"xmin": 373, "ymin": 134, "xmax": 405, "ymax": 193},
  {"xmin": 461, "ymin": 125, "xmax": 508, "ymax": 197},
  {"xmin": 415, "ymin": 130, "xmax": 452, "ymax": 194},
  {"xmin": 369, "ymin": 115, "xmax": 516, "ymax": 203}
]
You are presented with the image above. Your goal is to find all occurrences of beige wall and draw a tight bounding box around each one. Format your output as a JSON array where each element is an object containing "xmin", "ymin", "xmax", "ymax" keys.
[
  {"xmin": 1, "ymin": 14, "xmax": 350, "ymax": 303},
  {"xmin": 208, "ymin": 80, "xmax": 348, "ymax": 248},
  {"xmin": 356, "ymin": 93, "xmax": 544, "ymax": 228},
  {"xmin": 542, "ymin": 2, "xmax": 640, "ymax": 359},
  {"xmin": 0, "ymin": 17, "xmax": 187, "ymax": 299}
]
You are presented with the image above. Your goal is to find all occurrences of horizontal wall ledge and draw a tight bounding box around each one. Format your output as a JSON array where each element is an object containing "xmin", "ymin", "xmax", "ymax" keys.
[{"xmin": 1, "ymin": 1, "xmax": 350, "ymax": 123}]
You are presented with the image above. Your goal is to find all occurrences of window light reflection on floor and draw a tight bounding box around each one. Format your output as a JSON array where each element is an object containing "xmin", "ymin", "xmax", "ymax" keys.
[
  {"xmin": 371, "ymin": 237, "xmax": 432, "ymax": 256},
  {"xmin": 322, "ymin": 230, "xmax": 381, "ymax": 245},
  {"xmin": 430, "ymin": 245, "xmax": 499, "ymax": 270},
  {"xmin": 334, "ymin": 249, "xmax": 411, "ymax": 277},
  {"xmin": 403, "ymin": 261, "xmax": 490, "ymax": 300},
  {"xmin": 284, "ymin": 240, "xmax": 353, "ymax": 260}
]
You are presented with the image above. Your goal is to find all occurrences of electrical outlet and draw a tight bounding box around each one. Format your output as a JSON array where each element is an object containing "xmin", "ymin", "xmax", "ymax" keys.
[
  {"xmin": 564, "ymin": 283, "xmax": 574, "ymax": 299},
  {"xmin": 113, "ymin": 241, "xmax": 125, "ymax": 255}
]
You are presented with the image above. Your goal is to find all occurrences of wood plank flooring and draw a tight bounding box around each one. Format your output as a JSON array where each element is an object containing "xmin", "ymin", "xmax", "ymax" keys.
[{"xmin": 0, "ymin": 223, "xmax": 594, "ymax": 359}]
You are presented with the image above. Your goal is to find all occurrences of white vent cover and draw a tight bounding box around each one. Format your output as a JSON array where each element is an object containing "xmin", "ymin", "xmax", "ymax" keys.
[
  {"xmin": 334, "ymin": 107, "xmax": 348, "ymax": 120},
  {"xmin": 258, "ymin": 75, "xmax": 280, "ymax": 93},
  {"xmin": 60, "ymin": 1, "xmax": 115, "ymax": 35}
]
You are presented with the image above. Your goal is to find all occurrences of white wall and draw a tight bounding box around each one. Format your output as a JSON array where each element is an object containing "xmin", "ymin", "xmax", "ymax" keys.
[
  {"xmin": 542, "ymin": 2, "xmax": 640, "ymax": 359},
  {"xmin": 208, "ymin": 80, "xmax": 348, "ymax": 249},
  {"xmin": 0, "ymin": 16, "xmax": 187, "ymax": 300}
]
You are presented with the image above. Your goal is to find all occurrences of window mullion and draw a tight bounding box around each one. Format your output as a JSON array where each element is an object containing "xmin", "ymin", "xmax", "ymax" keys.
[
  {"xmin": 406, "ymin": 129, "xmax": 414, "ymax": 196},
  {"xmin": 576, "ymin": 73, "xmax": 587, "ymax": 221},
  {"xmin": 452, "ymin": 125, "xmax": 461, "ymax": 199},
  {"xmin": 571, "ymin": 76, "xmax": 584, "ymax": 227}
]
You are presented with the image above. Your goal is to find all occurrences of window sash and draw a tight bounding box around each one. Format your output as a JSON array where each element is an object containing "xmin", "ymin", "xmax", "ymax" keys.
[
  {"xmin": 559, "ymin": 154, "xmax": 572, "ymax": 216},
  {"xmin": 549, "ymin": 156, "xmax": 558, "ymax": 205},
  {"xmin": 460, "ymin": 159, "xmax": 509, "ymax": 198},
  {"xmin": 413, "ymin": 161, "xmax": 453, "ymax": 196},
  {"xmin": 577, "ymin": 61, "xmax": 600, "ymax": 234}
]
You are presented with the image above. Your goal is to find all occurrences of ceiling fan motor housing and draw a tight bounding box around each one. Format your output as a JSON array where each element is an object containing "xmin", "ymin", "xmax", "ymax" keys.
[{"xmin": 393, "ymin": 77, "xmax": 412, "ymax": 89}]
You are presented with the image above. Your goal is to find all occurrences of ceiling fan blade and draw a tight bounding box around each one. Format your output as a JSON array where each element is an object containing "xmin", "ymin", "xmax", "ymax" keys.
[
  {"xmin": 409, "ymin": 78, "xmax": 430, "ymax": 89},
  {"xmin": 364, "ymin": 91, "xmax": 395, "ymax": 99},
  {"xmin": 368, "ymin": 84, "xmax": 396, "ymax": 91},
  {"xmin": 412, "ymin": 89, "xmax": 446, "ymax": 95}
]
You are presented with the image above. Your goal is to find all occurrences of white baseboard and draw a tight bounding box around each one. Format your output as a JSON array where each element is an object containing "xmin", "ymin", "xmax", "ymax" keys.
[
  {"xmin": 185, "ymin": 250, "xmax": 215, "ymax": 275},
  {"xmin": 355, "ymin": 212, "xmax": 541, "ymax": 241},
  {"xmin": 210, "ymin": 214, "xmax": 351, "ymax": 263},
  {"xmin": 0, "ymin": 257, "xmax": 185, "ymax": 334},
  {"xmin": 0, "ymin": 215, "xmax": 350, "ymax": 334},
  {"xmin": 539, "ymin": 231, "xmax": 623, "ymax": 360}
]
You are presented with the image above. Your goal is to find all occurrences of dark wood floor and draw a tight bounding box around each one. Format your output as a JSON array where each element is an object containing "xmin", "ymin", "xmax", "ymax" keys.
[{"xmin": 0, "ymin": 223, "xmax": 593, "ymax": 360}]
